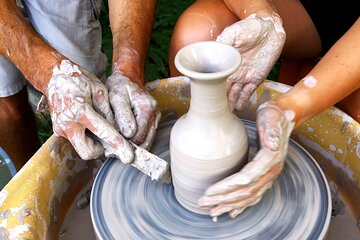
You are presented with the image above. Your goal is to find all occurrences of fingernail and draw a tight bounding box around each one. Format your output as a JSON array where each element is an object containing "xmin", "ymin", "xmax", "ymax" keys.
[
  {"xmin": 120, "ymin": 142, "xmax": 134, "ymax": 164},
  {"xmin": 120, "ymin": 125, "xmax": 136, "ymax": 138}
]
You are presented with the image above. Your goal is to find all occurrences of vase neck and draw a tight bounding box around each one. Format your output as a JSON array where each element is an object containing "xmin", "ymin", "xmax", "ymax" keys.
[{"xmin": 188, "ymin": 78, "xmax": 230, "ymax": 117}]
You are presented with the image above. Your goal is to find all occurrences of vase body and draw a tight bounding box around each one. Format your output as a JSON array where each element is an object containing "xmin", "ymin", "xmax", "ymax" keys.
[{"xmin": 170, "ymin": 41, "xmax": 249, "ymax": 214}]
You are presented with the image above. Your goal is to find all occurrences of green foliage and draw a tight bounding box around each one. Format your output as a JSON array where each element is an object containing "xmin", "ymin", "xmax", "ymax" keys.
[
  {"xmin": 100, "ymin": 0, "xmax": 195, "ymax": 80},
  {"xmin": 145, "ymin": 0, "xmax": 195, "ymax": 81},
  {"xmin": 99, "ymin": 0, "xmax": 113, "ymax": 76},
  {"xmin": 267, "ymin": 59, "xmax": 282, "ymax": 81},
  {"xmin": 34, "ymin": 113, "xmax": 53, "ymax": 144}
]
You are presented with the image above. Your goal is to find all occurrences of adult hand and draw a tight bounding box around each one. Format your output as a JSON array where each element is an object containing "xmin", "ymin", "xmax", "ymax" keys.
[
  {"xmin": 216, "ymin": 13, "xmax": 286, "ymax": 114},
  {"xmin": 106, "ymin": 71, "xmax": 161, "ymax": 150},
  {"xmin": 198, "ymin": 102, "xmax": 294, "ymax": 218},
  {"xmin": 46, "ymin": 60, "xmax": 134, "ymax": 163}
]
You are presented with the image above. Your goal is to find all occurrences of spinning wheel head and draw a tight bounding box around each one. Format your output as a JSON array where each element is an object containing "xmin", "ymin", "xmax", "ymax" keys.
[{"xmin": 91, "ymin": 120, "xmax": 331, "ymax": 240}]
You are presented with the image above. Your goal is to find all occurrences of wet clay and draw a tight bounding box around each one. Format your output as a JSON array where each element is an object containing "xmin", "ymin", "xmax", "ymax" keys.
[{"xmin": 170, "ymin": 41, "xmax": 248, "ymax": 214}]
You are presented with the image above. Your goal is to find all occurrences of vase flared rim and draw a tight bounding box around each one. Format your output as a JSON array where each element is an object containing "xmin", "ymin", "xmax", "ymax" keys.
[{"xmin": 174, "ymin": 41, "xmax": 241, "ymax": 81}]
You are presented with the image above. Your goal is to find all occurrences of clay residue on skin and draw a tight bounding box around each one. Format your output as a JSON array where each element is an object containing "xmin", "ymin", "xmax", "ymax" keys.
[
  {"xmin": 53, "ymin": 60, "xmax": 81, "ymax": 76},
  {"xmin": 284, "ymin": 109, "xmax": 296, "ymax": 122},
  {"xmin": 198, "ymin": 103, "xmax": 295, "ymax": 218},
  {"xmin": 261, "ymin": 12, "xmax": 285, "ymax": 34},
  {"xmin": 106, "ymin": 71, "xmax": 160, "ymax": 159},
  {"xmin": 184, "ymin": 12, "xmax": 217, "ymax": 38},
  {"xmin": 48, "ymin": 60, "xmax": 116, "ymax": 160},
  {"xmin": 302, "ymin": 76, "xmax": 317, "ymax": 88},
  {"xmin": 216, "ymin": 13, "xmax": 286, "ymax": 115}
]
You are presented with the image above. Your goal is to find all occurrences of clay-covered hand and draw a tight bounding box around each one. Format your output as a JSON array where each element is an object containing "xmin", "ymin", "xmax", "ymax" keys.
[
  {"xmin": 46, "ymin": 60, "xmax": 134, "ymax": 163},
  {"xmin": 216, "ymin": 13, "xmax": 286, "ymax": 114},
  {"xmin": 106, "ymin": 71, "xmax": 161, "ymax": 150},
  {"xmin": 198, "ymin": 102, "xmax": 294, "ymax": 218}
]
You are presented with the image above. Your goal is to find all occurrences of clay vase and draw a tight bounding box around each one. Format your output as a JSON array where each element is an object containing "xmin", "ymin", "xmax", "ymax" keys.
[{"xmin": 170, "ymin": 41, "xmax": 249, "ymax": 215}]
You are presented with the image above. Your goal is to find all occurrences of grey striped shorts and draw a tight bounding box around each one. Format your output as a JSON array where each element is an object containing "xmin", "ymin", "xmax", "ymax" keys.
[{"xmin": 0, "ymin": 0, "xmax": 107, "ymax": 97}]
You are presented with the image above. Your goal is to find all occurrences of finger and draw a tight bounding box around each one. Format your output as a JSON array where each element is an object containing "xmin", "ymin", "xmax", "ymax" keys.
[
  {"xmin": 217, "ymin": 18, "xmax": 263, "ymax": 50},
  {"xmin": 227, "ymin": 82, "xmax": 243, "ymax": 113},
  {"xmin": 109, "ymin": 89, "xmax": 137, "ymax": 138},
  {"xmin": 204, "ymin": 148, "xmax": 283, "ymax": 196},
  {"xmin": 256, "ymin": 104, "xmax": 285, "ymax": 150},
  {"xmin": 229, "ymin": 207, "xmax": 246, "ymax": 218},
  {"xmin": 80, "ymin": 105, "xmax": 134, "ymax": 164},
  {"xmin": 216, "ymin": 22, "xmax": 249, "ymax": 49},
  {"xmin": 65, "ymin": 122, "xmax": 104, "ymax": 160},
  {"xmin": 228, "ymin": 195, "xmax": 263, "ymax": 218},
  {"xmin": 198, "ymin": 189, "xmax": 252, "ymax": 208},
  {"xmin": 131, "ymin": 99, "xmax": 158, "ymax": 145},
  {"xmin": 199, "ymin": 162, "xmax": 283, "ymax": 207},
  {"xmin": 204, "ymin": 171, "xmax": 252, "ymax": 197},
  {"xmin": 139, "ymin": 110, "xmax": 161, "ymax": 150},
  {"xmin": 210, "ymin": 206, "xmax": 233, "ymax": 218},
  {"xmin": 131, "ymin": 110, "xmax": 153, "ymax": 145},
  {"xmin": 91, "ymin": 81, "xmax": 116, "ymax": 127},
  {"xmin": 210, "ymin": 185, "xmax": 268, "ymax": 217},
  {"xmin": 235, "ymin": 83, "xmax": 258, "ymax": 113}
]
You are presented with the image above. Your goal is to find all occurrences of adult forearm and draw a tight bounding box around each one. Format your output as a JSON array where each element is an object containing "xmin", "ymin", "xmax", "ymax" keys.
[
  {"xmin": 0, "ymin": 1, "xmax": 65, "ymax": 93},
  {"xmin": 274, "ymin": 18, "xmax": 360, "ymax": 126},
  {"xmin": 108, "ymin": 0, "xmax": 156, "ymax": 85}
]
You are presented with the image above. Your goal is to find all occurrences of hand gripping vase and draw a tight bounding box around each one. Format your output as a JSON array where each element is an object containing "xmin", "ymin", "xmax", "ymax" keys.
[{"xmin": 170, "ymin": 41, "xmax": 249, "ymax": 214}]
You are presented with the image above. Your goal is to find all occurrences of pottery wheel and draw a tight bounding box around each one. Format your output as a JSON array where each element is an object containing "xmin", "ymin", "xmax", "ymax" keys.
[{"xmin": 91, "ymin": 119, "xmax": 331, "ymax": 240}]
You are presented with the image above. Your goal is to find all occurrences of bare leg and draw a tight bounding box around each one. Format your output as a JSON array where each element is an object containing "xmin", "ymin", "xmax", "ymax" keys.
[
  {"xmin": 0, "ymin": 87, "xmax": 40, "ymax": 170},
  {"xmin": 169, "ymin": 0, "xmax": 238, "ymax": 76},
  {"xmin": 272, "ymin": 0, "xmax": 322, "ymax": 59}
]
